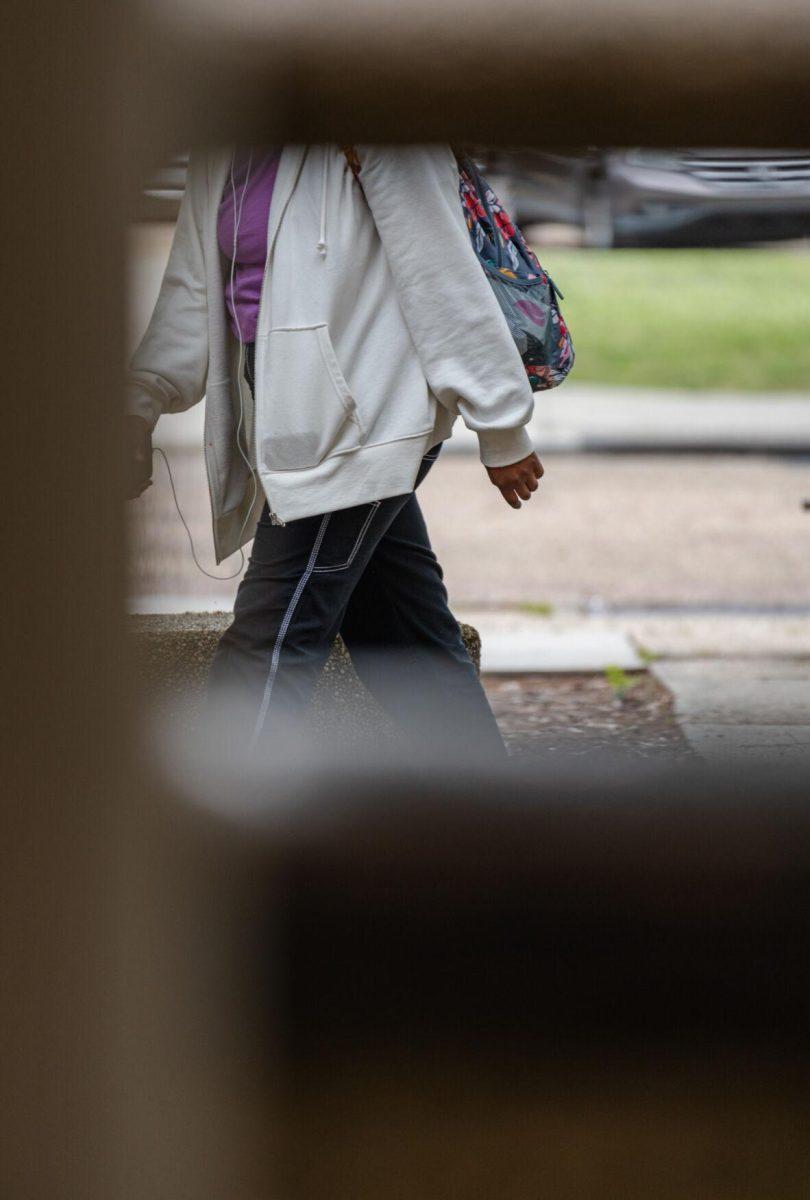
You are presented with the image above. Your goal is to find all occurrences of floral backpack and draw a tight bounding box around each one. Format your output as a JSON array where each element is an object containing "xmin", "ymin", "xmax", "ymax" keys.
[
  {"xmin": 457, "ymin": 156, "xmax": 574, "ymax": 391},
  {"xmin": 342, "ymin": 147, "xmax": 574, "ymax": 392}
]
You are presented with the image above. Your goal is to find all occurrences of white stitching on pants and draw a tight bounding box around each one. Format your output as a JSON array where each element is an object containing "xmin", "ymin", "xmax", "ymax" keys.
[
  {"xmin": 248, "ymin": 513, "xmax": 331, "ymax": 748},
  {"xmin": 312, "ymin": 501, "xmax": 381, "ymax": 574}
]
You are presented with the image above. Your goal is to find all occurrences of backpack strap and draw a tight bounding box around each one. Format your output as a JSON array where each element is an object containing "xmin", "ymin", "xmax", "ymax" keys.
[{"xmin": 342, "ymin": 145, "xmax": 468, "ymax": 180}]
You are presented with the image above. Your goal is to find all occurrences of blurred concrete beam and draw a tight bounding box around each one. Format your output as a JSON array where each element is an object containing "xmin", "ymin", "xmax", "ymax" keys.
[
  {"xmin": 132, "ymin": 0, "xmax": 810, "ymax": 151},
  {"xmin": 1, "ymin": 2, "xmax": 128, "ymax": 1198}
]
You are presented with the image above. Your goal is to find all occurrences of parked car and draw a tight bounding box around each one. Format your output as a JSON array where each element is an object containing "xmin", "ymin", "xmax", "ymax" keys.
[
  {"xmin": 137, "ymin": 148, "xmax": 810, "ymax": 248},
  {"xmin": 486, "ymin": 148, "xmax": 810, "ymax": 247}
]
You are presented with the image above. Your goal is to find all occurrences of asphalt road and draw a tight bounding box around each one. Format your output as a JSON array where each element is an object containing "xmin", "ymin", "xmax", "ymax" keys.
[{"xmin": 128, "ymin": 450, "xmax": 810, "ymax": 612}]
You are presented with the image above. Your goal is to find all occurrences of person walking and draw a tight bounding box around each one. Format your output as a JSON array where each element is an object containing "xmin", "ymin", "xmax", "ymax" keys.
[{"xmin": 125, "ymin": 144, "xmax": 543, "ymax": 759}]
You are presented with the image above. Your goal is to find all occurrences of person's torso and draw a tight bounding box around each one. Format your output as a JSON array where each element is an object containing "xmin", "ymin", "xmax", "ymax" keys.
[
  {"xmin": 206, "ymin": 141, "xmax": 444, "ymax": 477},
  {"xmin": 199, "ymin": 144, "xmax": 456, "ymax": 528},
  {"xmin": 250, "ymin": 145, "xmax": 439, "ymax": 474}
]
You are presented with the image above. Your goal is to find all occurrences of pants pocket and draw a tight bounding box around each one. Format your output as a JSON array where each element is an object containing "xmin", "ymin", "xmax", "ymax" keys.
[
  {"xmin": 259, "ymin": 324, "xmax": 364, "ymax": 471},
  {"xmin": 312, "ymin": 501, "xmax": 381, "ymax": 573}
]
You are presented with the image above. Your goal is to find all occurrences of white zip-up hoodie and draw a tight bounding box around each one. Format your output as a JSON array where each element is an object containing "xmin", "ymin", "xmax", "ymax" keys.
[{"xmin": 127, "ymin": 144, "xmax": 535, "ymax": 563}]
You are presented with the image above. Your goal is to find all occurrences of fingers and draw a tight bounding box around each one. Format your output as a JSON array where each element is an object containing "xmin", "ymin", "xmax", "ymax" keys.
[
  {"xmin": 506, "ymin": 464, "xmax": 542, "ymax": 504},
  {"xmin": 500, "ymin": 487, "xmax": 521, "ymax": 509},
  {"xmin": 486, "ymin": 453, "xmax": 546, "ymax": 510}
]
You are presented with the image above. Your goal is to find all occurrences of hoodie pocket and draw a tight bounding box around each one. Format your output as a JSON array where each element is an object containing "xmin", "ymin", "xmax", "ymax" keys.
[{"xmin": 258, "ymin": 324, "xmax": 364, "ymax": 472}]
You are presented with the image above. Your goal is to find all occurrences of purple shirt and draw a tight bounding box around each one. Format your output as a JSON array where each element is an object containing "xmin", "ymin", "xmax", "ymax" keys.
[{"xmin": 217, "ymin": 147, "xmax": 281, "ymax": 343}]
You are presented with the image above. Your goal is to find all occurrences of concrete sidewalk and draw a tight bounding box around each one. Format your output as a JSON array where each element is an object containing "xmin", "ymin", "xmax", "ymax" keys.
[
  {"xmin": 444, "ymin": 385, "xmax": 810, "ymax": 454},
  {"xmin": 457, "ymin": 609, "xmax": 643, "ymax": 673},
  {"xmin": 456, "ymin": 610, "xmax": 810, "ymax": 674},
  {"xmin": 653, "ymin": 658, "xmax": 810, "ymax": 767}
]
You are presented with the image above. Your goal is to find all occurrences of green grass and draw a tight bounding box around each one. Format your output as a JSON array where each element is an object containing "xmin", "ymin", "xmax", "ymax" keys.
[
  {"xmin": 603, "ymin": 664, "xmax": 638, "ymax": 701},
  {"xmin": 534, "ymin": 248, "xmax": 810, "ymax": 391},
  {"xmin": 518, "ymin": 601, "xmax": 555, "ymax": 618}
]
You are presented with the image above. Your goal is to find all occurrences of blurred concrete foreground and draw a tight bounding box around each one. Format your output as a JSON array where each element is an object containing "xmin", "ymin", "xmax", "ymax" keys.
[{"xmin": 6, "ymin": 2, "xmax": 810, "ymax": 1200}]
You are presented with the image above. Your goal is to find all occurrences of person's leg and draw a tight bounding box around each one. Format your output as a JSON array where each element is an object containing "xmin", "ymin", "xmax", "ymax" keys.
[
  {"xmin": 207, "ymin": 494, "xmax": 401, "ymax": 752},
  {"xmin": 339, "ymin": 477, "xmax": 506, "ymax": 760}
]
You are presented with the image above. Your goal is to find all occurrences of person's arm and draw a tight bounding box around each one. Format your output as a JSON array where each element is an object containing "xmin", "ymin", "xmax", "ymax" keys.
[
  {"xmin": 355, "ymin": 144, "xmax": 537, "ymax": 481},
  {"xmin": 124, "ymin": 151, "xmax": 210, "ymax": 496},
  {"xmin": 127, "ymin": 150, "xmax": 209, "ymax": 426}
]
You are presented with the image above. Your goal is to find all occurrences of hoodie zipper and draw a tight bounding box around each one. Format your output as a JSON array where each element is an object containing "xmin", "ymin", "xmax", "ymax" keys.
[
  {"xmin": 252, "ymin": 152, "xmax": 285, "ymax": 528},
  {"xmin": 316, "ymin": 148, "xmax": 329, "ymax": 259}
]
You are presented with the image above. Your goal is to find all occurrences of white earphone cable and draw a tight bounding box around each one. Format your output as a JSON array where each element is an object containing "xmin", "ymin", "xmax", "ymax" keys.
[{"xmin": 152, "ymin": 446, "xmax": 245, "ymax": 580}]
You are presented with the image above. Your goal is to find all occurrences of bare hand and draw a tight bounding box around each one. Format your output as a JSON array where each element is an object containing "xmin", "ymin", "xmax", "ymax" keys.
[
  {"xmin": 123, "ymin": 415, "xmax": 153, "ymax": 499},
  {"xmin": 486, "ymin": 451, "xmax": 544, "ymax": 509}
]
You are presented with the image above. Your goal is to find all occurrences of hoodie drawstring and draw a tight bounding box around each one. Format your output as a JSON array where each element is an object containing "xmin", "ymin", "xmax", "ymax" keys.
[{"xmin": 316, "ymin": 150, "xmax": 328, "ymax": 259}]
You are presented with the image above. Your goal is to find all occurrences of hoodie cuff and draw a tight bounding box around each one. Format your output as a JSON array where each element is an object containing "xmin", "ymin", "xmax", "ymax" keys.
[
  {"xmin": 125, "ymin": 382, "xmax": 162, "ymax": 431},
  {"xmin": 477, "ymin": 425, "xmax": 534, "ymax": 468}
]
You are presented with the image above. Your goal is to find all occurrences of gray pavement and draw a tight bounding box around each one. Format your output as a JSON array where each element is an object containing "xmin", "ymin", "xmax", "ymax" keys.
[
  {"xmin": 420, "ymin": 453, "xmax": 810, "ymax": 611},
  {"xmin": 652, "ymin": 659, "xmax": 810, "ymax": 766},
  {"xmin": 461, "ymin": 610, "xmax": 643, "ymax": 673},
  {"xmin": 455, "ymin": 609, "xmax": 810, "ymax": 673},
  {"xmin": 447, "ymin": 385, "xmax": 810, "ymax": 454},
  {"xmin": 129, "ymin": 451, "xmax": 810, "ymax": 612}
]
